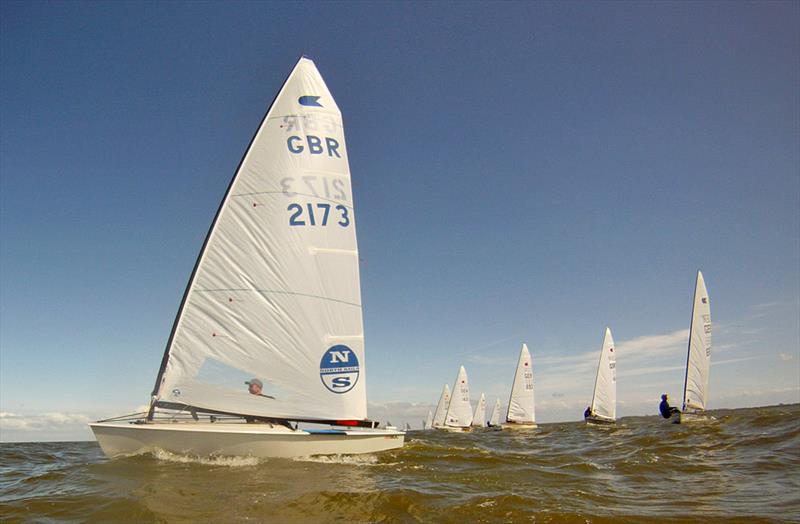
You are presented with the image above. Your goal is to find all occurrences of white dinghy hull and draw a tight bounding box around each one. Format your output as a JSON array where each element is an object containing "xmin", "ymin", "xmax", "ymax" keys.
[
  {"xmin": 501, "ymin": 422, "xmax": 538, "ymax": 430},
  {"xmin": 90, "ymin": 422, "xmax": 404, "ymax": 459},
  {"xmin": 585, "ymin": 415, "xmax": 615, "ymax": 426}
]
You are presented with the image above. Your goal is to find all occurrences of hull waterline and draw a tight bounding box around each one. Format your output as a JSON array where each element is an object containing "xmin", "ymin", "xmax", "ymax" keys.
[
  {"xmin": 90, "ymin": 422, "xmax": 404, "ymax": 459},
  {"xmin": 585, "ymin": 415, "xmax": 615, "ymax": 426},
  {"xmin": 501, "ymin": 422, "xmax": 538, "ymax": 430}
]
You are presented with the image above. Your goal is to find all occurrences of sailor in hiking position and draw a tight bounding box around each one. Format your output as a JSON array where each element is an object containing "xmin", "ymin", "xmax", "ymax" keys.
[
  {"xmin": 245, "ymin": 378, "xmax": 275, "ymax": 399},
  {"xmin": 659, "ymin": 393, "xmax": 680, "ymax": 418}
]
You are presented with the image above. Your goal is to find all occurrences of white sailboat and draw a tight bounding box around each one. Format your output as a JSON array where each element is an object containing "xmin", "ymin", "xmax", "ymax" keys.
[
  {"xmin": 89, "ymin": 57, "xmax": 404, "ymax": 458},
  {"xmin": 471, "ymin": 393, "xmax": 486, "ymax": 428},
  {"xmin": 431, "ymin": 384, "xmax": 451, "ymax": 429},
  {"xmin": 503, "ymin": 344, "xmax": 537, "ymax": 429},
  {"xmin": 487, "ymin": 398, "xmax": 502, "ymax": 430},
  {"xmin": 442, "ymin": 366, "xmax": 473, "ymax": 432},
  {"xmin": 675, "ymin": 271, "xmax": 712, "ymax": 424},
  {"xmin": 585, "ymin": 328, "xmax": 617, "ymax": 425},
  {"xmin": 423, "ymin": 410, "xmax": 433, "ymax": 430}
]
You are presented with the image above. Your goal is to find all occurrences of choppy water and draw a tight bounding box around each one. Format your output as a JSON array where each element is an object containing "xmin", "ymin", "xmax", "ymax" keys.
[{"xmin": 1, "ymin": 404, "xmax": 798, "ymax": 523}]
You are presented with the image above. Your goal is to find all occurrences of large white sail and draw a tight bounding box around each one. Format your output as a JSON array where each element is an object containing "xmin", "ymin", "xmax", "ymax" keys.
[
  {"xmin": 445, "ymin": 366, "xmax": 473, "ymax": 427},
  {"xmin": 151, "ymin": 57, "xmax": 367, "ymax": 421},
  {"xmin": 506, "ymin": 344, "xmax": 535, "ymax": 424},
  {"xmin": 432, "ymin": 384, "xmax": 451, "ymax": 428},
  {"xmin": 471, "ymin": 393, "xmax": 486, "ymax": 427},
  {"xmin": 489, "ymin": 398, "xmax": 501, "ymax": 426},
  {"xmin": 682, "ymin": 271, "xmax": 712, "ymax": 412},
  {"xmin": 589, "ymin": 328, "xmax": 617, "ymax": 420},
  {"xmin": 424, "ymin": 410, "xmax": 433, "ymax": 430}
]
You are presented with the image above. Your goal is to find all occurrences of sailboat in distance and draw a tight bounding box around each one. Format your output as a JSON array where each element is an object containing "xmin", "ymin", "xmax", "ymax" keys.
[
  {"xmin": 89, "ymin": 57, "xmax": 404, "ymax": 458},
  {"xmin": 503, "ymin": 344, "xmax": 537, "ymax": 429},
  {"xmin": 675, "ymin": 271, "xmax": 712, "ymax": 424},
  {"xmin": 443, "ymin": 366, "xmax": 473, "ymax": 432},
  {"xmin": 423, "ymin": 410, "xmax": 433, "ymax": 430},
  {"xmin": 585, "ymin": 328, "xmax": 617, "ymax": 425},
  {"xmin": 471, "ymin": 393, "xmax": 486, "ymax": 428},
  {"xmin": 432, "ymin": 384, "xmax": 451, "ymax": 429},
  {"xmin": 487, "ymin": 398, "xmax": 502, "ymax": 430}
]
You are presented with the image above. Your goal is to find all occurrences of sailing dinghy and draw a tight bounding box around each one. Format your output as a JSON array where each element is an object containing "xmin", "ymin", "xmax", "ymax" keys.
[
  {"xmin": 423, "ymin": 410, "xmax": 433, "ymax": 430},
  {"xmin": 471, "ymin": 393, "xmax": 487, "ymax": 428},
  {"xmin": 89, "ymin": 57, "xmax": 404, "ymax": 458},
  {"xmin": 585, "ymin": 328, "xmax": 617, "ymax": 425},
  {"xmin": 503, "ymin": 344, "xmax": 537, "ymax": 429},
  {"xmin": 674, "ymin": 271, "xmax": 712, "ymax": 424},
  {"xmin": 487, "ymin": 398, "xmax": 502, "ymax": 430},
  {"xmin": 431, "ymin": 384, "xmax": 451, "ymax": 429},
  {"xmin": 442, "ymin": 366, "xmax": 473, "ymax": 432}
]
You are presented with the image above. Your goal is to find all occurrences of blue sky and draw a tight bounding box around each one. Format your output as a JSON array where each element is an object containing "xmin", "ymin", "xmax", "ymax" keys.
[{"xmin": 1, "ymin": 1, "xmax": 798, "ymax": 441}]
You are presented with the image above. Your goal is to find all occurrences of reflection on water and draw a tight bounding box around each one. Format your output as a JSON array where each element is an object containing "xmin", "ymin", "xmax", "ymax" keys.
[{"xmin": 1, "ymin": 404, "xmax": 799, "ymax": 522}]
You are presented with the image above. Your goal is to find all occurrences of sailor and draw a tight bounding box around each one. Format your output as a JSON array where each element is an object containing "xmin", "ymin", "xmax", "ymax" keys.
[
  {"xmin": 584, "ymin": 406, "xmax": 592, "ymax": 419},
  {"xmin": 659, "ymin": 393, "xmax": 680, "ymax": 418},
  {"xmin": 245, "ymin": 378, "xmax": 275, "ymax": 399}
]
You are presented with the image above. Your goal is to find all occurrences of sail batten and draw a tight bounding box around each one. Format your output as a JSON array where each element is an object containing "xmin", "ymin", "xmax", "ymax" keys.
[{"xmin": 151, "ymin": 57, "xmax": 367, "ymax": 421}]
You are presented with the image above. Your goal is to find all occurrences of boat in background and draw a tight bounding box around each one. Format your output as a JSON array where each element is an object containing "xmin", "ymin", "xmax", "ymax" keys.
[
  {"xmin": 442, "ymin": 366, "xmax": 473, "ymax": 432},
  {"xmin": 471, "ymin": 393, "xmax": 486, "ymax": 428},
  {"xmin": 585, "ymin": 328, "xmax": 617, "ymax": 425},
  {"xmin": 431, "ymin": 384, "xmax": 451, "ymax": 429},
  {"xmin": 423, "ymin": 410, "xmax": 433, "ymax": 430},
  {"xmin": 503, "ymin": 344, "xmax": 537, "ymax": 429},
  {"xmin": 675, "ymin": 271, "xmax": 712, "ymax": 424},
  {"xmin": 90, "ymin": 57, "xmax": 404, "ymax": 458},
  {"xmin": 487, "ymin": 398, "xmax": 502, "ymax": 430}
]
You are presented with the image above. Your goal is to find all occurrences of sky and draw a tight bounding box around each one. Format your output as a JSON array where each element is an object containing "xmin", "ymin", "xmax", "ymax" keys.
[{"xmin": 1, "ymin": 1, "xmax": 798, "ymax": 442}]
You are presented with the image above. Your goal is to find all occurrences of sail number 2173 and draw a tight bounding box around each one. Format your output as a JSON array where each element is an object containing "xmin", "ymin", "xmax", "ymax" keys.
[{"xmin": 288, "ymin": 203, "xmax": 350, "ymax": 227}]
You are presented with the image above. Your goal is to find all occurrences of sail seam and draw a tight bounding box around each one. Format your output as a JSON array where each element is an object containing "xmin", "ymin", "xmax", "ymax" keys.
[{"xmin": 231, "ymin": 191, "xmax": 355, "ymax": 209}]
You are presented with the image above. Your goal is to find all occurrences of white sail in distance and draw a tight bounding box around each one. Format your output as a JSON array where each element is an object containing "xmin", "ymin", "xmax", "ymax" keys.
[
  {"xmin": 489, "ymin": 398, "xmax": 501, "ymax": 426},
  {"xmin": 472, "ymin": 393, "xmax": 486, "ymax": 427},
  {"xmin": 589, "ymin": 328, "xmax": 617, "ymax": 420},
  {"xmin": 424, "ymin": 410, "xmax": 433, "ymax": 430},
  {"xmin": 432, "ymin": 384, "xmax": 451, "ymax": 428},
  {"xmin": 682, "ymin": 271, "xmax": 712, "ymax": 412},
  {"xmin": 506, "ymin": 344, "xmax": 535, "ymax": 424},
  {"xmin": 445, "ymin": 366, "xmax": 473, "ymax": 427},
  {"xmin": 150, "ymin": 57, "xmax": 367, "ymax": 421}
]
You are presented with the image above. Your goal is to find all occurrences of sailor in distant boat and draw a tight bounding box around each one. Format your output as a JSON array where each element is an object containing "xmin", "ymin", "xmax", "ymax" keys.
[
  {"xmin": 245, "ymin": 378, "xmax": 275, "ymax": 399},
  {"xmin": 584, "ymin": 406, "xmax": 592, "ymax": 419},
  {"xmin": 659, "ymin": 394, "xmax": 680, "ymax": 418}
]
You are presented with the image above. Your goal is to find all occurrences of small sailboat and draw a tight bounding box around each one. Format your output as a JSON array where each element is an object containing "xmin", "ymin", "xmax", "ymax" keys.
[
  {"xmin": 585, "ymin": 328, "xmax": 617, "ymax": 425},
  {"xmin": 675, "ymin": 271, "xmax": 712, "ymax": 424},
  {"xmin": 431, "ymin": 384, "xmax": 451, "ymax": 429},
  {"xmin": 423, "ymin": 410, "xmax": 433, "ymax": 430},
  {"xmin": 405, "ymin": 423, "xmax": 412, "ymax": 431},
  {"xmin": 503, "ymin": 344, "xmax": 537, "ymax": 429},
  {"xmin": 471, "ymin": 393, "xmax": 487, "ymax": 428},
  {"xmin": 89, "ymin": 57, "xmax": 404, "ymax": 458},
  {"xmin": 487, "ymin": 398, "xmax": 502, "ymax": 430},
  {"xmin": 442, "ymin": 366, "xmax": 473, "ymax": 432}
]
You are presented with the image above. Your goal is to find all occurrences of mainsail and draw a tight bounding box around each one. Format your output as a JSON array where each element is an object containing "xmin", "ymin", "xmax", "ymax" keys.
[
  {"xmin": 506, "ymin": 344, "xmax": 536, "ymax": 424},
  {"xmin": 424, "ymin": 410, "xmax": 433, "ymax": 430},
  {"xmin": 444, "ymin": 366, "xmax": 473, "ymax": 427},
  {"xmin": 432, "ymin": 384, "xmax": 451, "ymax": 428},
  {"xmin": 682, "ymin": 271, "xmax": 712, "ymax": 412},
  {"xmin": 149, "ymin": 57, "xmax": 367, "ymax": 421},
  {"xmin": 471, "ymin": 393, "xmax": 486, "ymax": 427},
  {"xmin": 589, "ymin": 328, "xmax": 617, "ymax": 420},
  {"xmin": 488, "ymin": 398, "xmax": 501, "ymax": 426}
]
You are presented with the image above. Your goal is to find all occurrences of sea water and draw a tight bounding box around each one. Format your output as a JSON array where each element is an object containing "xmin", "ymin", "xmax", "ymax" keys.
[{"xmin": 1, "ymin": 404, "xmax": 798, "ymax": 522}]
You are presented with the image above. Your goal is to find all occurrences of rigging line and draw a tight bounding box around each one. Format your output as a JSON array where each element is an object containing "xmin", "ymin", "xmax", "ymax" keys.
[{"xmin": 193, "ymin": 288, "xmax": 362, "ymax": 308}]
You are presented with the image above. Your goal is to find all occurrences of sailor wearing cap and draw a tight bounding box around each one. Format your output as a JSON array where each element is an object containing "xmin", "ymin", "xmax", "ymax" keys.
[{"xmin": 246, "ymin": 378, "xmax": 275, "ymax": 399}]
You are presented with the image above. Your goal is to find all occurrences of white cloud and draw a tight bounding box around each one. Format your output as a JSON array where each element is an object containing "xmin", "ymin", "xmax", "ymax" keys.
[
  {"xmin": 0, "ymin": 412, "xmax": 93, "ymax": 441},
  {"xmin": 779, "ymin": 353, "xmax": 794, "ymax": 361}
]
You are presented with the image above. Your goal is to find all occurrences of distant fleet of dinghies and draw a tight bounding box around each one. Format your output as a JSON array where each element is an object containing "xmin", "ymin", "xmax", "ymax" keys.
[
  {"xmin": 426, "ymin": 272, "xmax": 710, "ymax": 431},
  {"xmin": 89, "ymin": 57, "xmax": 405, "ymax": 459},
  {"xmin": 88, "ymin": 56, "xmax": 712, "ymax": 458}
]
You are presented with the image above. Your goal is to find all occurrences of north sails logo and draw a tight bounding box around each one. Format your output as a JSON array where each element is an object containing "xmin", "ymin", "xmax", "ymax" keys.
[{"xmin": 319, "ymin": 345, "xmax": 359, "ymax": 394}]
